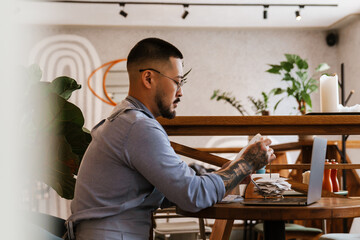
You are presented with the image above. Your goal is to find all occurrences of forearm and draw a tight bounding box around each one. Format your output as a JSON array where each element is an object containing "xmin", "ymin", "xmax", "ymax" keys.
[{"xmin": 215, "ymin": 159, "xmax": 253, "ymax": 193}]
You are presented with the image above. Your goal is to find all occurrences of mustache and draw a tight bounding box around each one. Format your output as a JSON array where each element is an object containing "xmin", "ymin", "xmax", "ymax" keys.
[{"xmin": 173, "ymin": 98, "xmax": 181, "ymax": 104}]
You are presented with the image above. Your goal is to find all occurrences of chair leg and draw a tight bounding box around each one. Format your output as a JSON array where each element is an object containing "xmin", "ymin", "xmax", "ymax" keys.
[
  {"xmin": 243, "ymin": 220, "xmax": 248, "ymax": 239},
  {"xmin": 199, "ymin": 218, "xmax": 206, "ymax": 240}
]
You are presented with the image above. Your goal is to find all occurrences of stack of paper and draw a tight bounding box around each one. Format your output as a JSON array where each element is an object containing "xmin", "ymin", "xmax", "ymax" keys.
[{"xmin": 254, "ymin": 178, "xmax": 292, "ymax": 197}]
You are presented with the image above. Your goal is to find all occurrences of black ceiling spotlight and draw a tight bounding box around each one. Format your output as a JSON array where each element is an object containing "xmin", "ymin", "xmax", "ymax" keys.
[
  {"xmin": 295, "ymin": 5, "xmax": 304, "ymax": 21},
  {"xmin": 182, "ymin": 4, "xmax": 189, "ymax": 19},
  {"xmin": 263, "ymin": 5, "xmax": 269, "ymax": 19},
  {"xmin": 119, "ymin": 3, "xmax": 128, "ymax": 18}
]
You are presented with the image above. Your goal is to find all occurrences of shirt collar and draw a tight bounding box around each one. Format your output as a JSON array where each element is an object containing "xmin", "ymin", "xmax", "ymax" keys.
[{"xmin": 124, "ymin": 96, "xmax": 155, "ymax": 119}]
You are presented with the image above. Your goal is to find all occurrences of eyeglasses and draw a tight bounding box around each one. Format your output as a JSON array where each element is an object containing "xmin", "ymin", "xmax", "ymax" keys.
[{"xmin": 139, "ymin": 68, "xmax": 191, "ymax": 92}]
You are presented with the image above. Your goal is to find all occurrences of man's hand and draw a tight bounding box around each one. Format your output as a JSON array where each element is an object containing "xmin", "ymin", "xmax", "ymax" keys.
[
  {"xmin": 242, "ymin": 137, "xmax": 276, "ymax": 171},
  {"xmin": 215, "ymin": 137, "xmax": 276, "ymax": 194}
]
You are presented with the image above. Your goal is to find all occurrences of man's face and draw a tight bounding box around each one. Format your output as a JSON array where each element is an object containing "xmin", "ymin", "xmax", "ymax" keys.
[{"xmin": 154, "ymin": 57, "xmax": 184, "ymax": 119}]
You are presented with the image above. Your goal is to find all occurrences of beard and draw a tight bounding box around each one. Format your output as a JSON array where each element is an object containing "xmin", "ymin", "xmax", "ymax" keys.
[{"xmin": 155, "ymin": 89, "xmax": 179, "ymax": 119}]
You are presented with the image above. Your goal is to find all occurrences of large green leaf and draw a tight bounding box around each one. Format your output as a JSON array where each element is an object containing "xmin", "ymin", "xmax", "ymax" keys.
[
  {"xmin": 296, "ymin": 59, "xmax": 308, "ymax": 70},
  {"xmin": 49, "ymin": 76, "xmax": 81, "ymax": 100},
  {"xmin": 280, "ymin": 61, "xmax": 293, "ymax": 72},
  {"xmin": 302, "ymin": 92, "xmax": 312, "ymax": 108},
  {"xmin": 266, "ymin": 65, "xmax": 282, "ymax": 74},
  {"xmin": 285, "ymin": 54, "xmax": 300, "ymax": 64}
]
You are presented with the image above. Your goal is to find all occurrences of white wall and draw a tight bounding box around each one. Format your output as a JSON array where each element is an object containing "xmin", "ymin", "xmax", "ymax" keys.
[
  {"xmin": 338, "ymin": 16, "xmax": 360, "ymax": 107},
  {"xmin": 25, "ymin": 25, "xmax": 339, "ymax": 118}
]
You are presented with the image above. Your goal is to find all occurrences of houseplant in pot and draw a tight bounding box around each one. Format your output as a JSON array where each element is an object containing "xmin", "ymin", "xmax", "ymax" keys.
[
  {"xmin": 211, "ymin": 90, "xmax": 273, "ymax": 116},
  {"xmin": 266, "ymin": 54, "xmax": 330, "ymax": 115},
  {"xmin": 22, "ymin": 64, "xmax": 91, "ymax": 200},
  {"xmin": 21, "ymin": 64, "xmax": 91, "ymax": 238}
]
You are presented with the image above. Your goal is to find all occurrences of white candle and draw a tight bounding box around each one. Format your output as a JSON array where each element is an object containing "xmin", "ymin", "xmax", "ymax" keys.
[{"xmin": 320, "ymin": 74, "xmax": 339, "ymax": 112}]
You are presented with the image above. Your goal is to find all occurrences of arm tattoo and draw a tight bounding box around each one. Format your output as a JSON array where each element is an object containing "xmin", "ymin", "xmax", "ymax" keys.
[
  {"xmin": 215, "ymin": 159, "xmax": 253, "ymax": 193},
  {"xmin": 215, "ymin": 142, "xmax": 268, "ymax": 193}
]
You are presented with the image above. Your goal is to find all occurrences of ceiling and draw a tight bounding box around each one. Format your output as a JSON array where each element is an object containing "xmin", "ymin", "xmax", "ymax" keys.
[{"xmin": 16, "ymin": 0, "xmax": 360, "ymax": 29}]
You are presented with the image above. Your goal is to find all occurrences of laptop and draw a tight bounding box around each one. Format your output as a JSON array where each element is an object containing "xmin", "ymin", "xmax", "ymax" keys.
[{"xmin": 241, "ymin": 137, "xmax": 327, "ymax": 206}]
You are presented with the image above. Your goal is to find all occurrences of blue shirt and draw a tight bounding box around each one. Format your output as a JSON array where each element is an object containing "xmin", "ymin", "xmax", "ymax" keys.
[{"xmin": 69, "ymin": 96, "xmax": 225, "ymax": 235}]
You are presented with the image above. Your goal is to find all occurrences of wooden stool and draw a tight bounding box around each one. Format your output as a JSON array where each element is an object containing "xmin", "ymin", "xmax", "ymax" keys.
[{"xmin": 254, "ymin": 223, "xmax": 323, "ymax": 240}]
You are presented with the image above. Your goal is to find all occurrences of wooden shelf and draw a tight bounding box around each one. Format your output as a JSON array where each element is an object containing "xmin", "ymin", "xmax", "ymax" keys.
[
  {"xmin": 267, "ymin": 164, "xmax": 360, "ymax": 170},
  {"xmin": 158, "ymin": 115, "xmax": 360, "ymax": 136}
]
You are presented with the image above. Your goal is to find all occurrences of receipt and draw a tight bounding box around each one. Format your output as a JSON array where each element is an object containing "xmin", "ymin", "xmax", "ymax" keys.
[{"xmin": 234, "ymin": 133, "xmax": 262, "ymax": 161}]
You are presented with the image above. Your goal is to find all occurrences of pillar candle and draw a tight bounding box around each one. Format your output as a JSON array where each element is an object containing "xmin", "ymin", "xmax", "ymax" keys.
[{"xmin": 320, "ymin": 74, "xmax": 339, "ymax": 112}]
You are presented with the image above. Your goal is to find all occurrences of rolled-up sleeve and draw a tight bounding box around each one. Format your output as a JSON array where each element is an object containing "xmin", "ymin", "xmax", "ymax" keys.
[{"xmin": 125, "ymin": 118, "xmax": 225, "ymax": 212}]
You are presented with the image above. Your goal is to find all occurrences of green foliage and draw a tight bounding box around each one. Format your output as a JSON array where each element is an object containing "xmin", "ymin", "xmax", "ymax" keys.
[
  {"xmin": 266, "ymin": 54, "xmax": 330, "ymax": 115},
  {"xmin": 23, "ymin": 64, "xmax": 91, "ymax": 199},
  {"xmin": 211, "ymin": 90, "xmax": 272, "ymax": 115},
  {"xmin": 248, "ymin": 91, "xmax": 271, "ymax": 115},
  {"xmin": 211, "ymin": 90, "xmax": 249, "ymax": 116}
]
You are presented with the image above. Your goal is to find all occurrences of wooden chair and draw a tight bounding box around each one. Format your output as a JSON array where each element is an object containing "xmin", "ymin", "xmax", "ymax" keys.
[{"xmin": 152, "ymin": 207, "xmax": 211, "ymax": 240}]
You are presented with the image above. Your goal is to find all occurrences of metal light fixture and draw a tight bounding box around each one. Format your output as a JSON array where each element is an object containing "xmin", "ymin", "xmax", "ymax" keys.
[
  {"xmin": 295, "ymin": 5, "xmax": 304, "ymax": 21},
  {"xmin": 263, "ymin": 5, "xmax": 269, "ymax": 19},
  {"xmin": 119, "ymin": 3, "xmax": 128, "ymax": 18},
  {"xmin": 182, "ymin": 4, "xmax": 189, "ymax": 19}
]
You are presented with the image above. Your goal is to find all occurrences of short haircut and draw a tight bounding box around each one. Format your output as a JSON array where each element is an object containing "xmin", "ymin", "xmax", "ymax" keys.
[{"xmin": 127, "ymin": 38, "xmax": 183, "ymax": 70}]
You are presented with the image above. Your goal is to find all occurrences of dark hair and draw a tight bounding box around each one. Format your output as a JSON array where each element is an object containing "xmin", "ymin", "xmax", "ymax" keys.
[{"xmin": 127, "ymin": 38, "xmax": 183, "ymax": 70}]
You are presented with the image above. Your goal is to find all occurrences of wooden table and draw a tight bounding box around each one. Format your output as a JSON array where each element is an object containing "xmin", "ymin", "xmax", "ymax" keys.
[
  {"xmin": 177, "ymin": 198, "xmax": 360, "ymax": 240},
  {"xmin": 158, "ymin": 116, "xmax": 360, "ymax": 238}
]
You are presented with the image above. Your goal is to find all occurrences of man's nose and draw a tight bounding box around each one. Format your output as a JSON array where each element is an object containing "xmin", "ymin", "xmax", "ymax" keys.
[{"xmin": 176, "ymin": 86, "xmax": 183, "ymax": 97}]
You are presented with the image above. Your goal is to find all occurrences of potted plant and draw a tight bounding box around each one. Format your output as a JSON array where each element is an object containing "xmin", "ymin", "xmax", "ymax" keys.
[
  {"xmin": 266, "ymin": 54, "xmax": 330, "ymax": 115},
  {"xmin": 247, "ymin": 91, "xmax": 271, "ymax": 116},
  {"xmin": 211, "ymin": 90, "xmax": 272, "ymax": 116},
  {"xmin": 22, "ymin": 64, "xmax": 91, "ymax": 200},
  {"xmin": 211, "ymin": 90, "xmax": 249, "ymax": 116}
]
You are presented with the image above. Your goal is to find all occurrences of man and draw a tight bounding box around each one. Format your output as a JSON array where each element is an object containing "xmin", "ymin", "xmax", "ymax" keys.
[{"xmin": 66, "ymin": 38, "xmax": 275, "ymax": 240}]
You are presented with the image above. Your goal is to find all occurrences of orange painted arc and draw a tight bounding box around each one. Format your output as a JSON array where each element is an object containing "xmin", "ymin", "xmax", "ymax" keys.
[{"xmin": 87, "ymin": 58, "xmax": 127, "ymax": 106}]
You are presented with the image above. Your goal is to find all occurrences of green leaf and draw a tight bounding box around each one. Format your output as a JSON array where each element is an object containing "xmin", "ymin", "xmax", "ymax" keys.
[
  {"xmin": 302, "ymin": 93, "xmax": 312, "ymax": 108},
  {"xmin": 280, "ymin": 61, "xmax": 293, "ymax": 72},
  {"xmin": 309, "ymin": 84, "xmax": 318, "ymax": 92},
  {"xmin": 315, "ymin": 63, "xmax": 330, "ymax": 72},
  {"xmin": 261, "ymin": 92, "xmax": 269, "ymax": 104},
  {"xmin": 296, "ymin": 71, "xmax": 308, "ymax": 82},
  {"xmin": 211, "ymin": 90, "xmax": 220, "ymax": 100},
  {"xmin": 61, "ymin": 122, "xmax": 92, "ymax": 172},
  {"xmin": 283, "ymin": 73, "xmax": 293, "ymax": 81},
  {"xmin": 285, "ymin": 54, "xmax": 300, "ymax": 64},
  {"xmin": 287, "ymin": 87, "xmax": 295, "ymax": 96},
  {"xmin": 266, "ymin": 65, "xmax": 282, "ymax": 74},
  {"xmin": 270, "ymin": 88, "xmax": 285, "ymax": 95},
  {"xmin": 274, "ymin": 97, "xmax": 284, "ymax": 111},
  {"xmin": 49, "ymin": 76, "xmax": 81, "ymax": 100}
]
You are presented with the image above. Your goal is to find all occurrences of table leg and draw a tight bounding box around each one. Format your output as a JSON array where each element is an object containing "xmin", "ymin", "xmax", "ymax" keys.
[
  {"xmin": 209, "ymin": 219, "xmax": 234, "ymax": 240},
  {"xmin": 263, "ymin": 220, "xmax": 285, "ymax": 240}
]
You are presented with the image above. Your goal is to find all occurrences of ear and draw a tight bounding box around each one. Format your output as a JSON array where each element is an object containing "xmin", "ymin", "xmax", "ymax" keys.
[{"xmin": 140, "ymin": 70, "xmax": 153, "ymax": 89}]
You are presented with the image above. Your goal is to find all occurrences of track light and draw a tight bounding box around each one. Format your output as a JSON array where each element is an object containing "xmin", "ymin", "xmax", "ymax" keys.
[
  {"xmin": 295, "ymin": 5, "xmax": 304, "ymax": 21},
  {"xmin": 263, "ymin": 5, "xmax": 269, "ymax": 19},
  {"xmin": 119, "ymin": 3, "xmax": 128, "ymax": 18},
  {"xmin": 182, "ymin": 4, "xmax": 189, "ymax": 19}
]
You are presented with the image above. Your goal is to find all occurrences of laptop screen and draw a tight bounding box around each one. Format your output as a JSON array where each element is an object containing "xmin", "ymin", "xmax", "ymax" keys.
[{"xmin": 307, "ymin": 137, "xmax": 327, "ymax": 204}]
